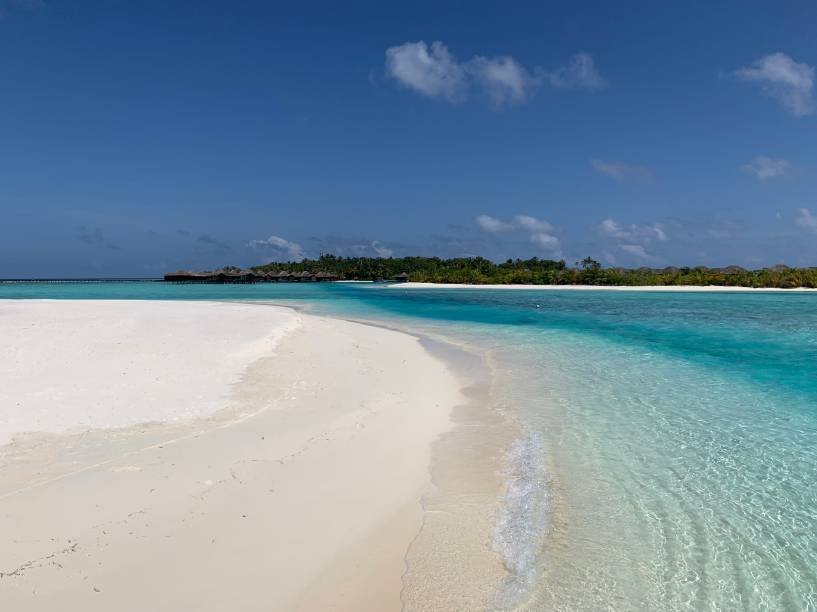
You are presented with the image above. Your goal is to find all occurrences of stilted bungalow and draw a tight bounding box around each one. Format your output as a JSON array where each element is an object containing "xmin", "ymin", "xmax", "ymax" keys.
[
  {"xmin": 165, "ymin": 271, "xmax": 205, "ymax": 283},
  {"xmin": 315, "ymin": 271, "xmax": 339, "ymax": 282},
  {"xmin": 163, "ymin": 268, "xmax": 341, "ymax": 284}
]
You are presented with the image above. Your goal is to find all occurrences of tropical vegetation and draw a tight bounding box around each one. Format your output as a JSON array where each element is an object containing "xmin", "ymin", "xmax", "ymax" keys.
[{"xmin": 251, "ymin": 255, "xmax": 817, "ymax": 288}]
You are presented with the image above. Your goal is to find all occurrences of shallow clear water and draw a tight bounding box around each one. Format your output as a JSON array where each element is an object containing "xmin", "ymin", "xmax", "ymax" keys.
[{"xmin": 4, "ymin": 282, "xmax": 817, "ymax": 610}]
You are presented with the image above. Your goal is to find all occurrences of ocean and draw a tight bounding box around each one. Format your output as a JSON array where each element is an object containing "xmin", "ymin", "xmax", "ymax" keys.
[{"xmin": 3, "ymin": 281, "xmax": 816, "ymax": 610}]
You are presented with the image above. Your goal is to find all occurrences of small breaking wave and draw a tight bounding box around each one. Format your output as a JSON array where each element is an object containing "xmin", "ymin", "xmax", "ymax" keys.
[{"xmin": 491, "ymin": 433, "xmax": 551, "ymax": 610}]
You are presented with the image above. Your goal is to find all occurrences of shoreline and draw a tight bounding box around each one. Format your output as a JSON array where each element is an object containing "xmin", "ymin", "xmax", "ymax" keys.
[
  {"xmin": 329, "ymin": 313, "xmax": 538, "ymax": 608},
  {"xmin": 390, "ymin": 282, "xmax": 817, "ymax": 292},
  {"xmin": 400, "ymin": 333, "xmax": 514, "ymax": 609},
  {"xmin": 0, "ymin": 300, "xmax": 499, "ymax": 611}
]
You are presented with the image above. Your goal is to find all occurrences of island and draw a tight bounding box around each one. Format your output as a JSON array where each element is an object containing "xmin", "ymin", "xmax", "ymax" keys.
[{"xmin": 165, "ymin": 255, "xmax": 817, "ymax": 289}]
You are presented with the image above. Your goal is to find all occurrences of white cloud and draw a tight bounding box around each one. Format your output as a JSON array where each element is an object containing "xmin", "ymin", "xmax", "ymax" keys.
[
  {"xmin": 598, "ymin": 218, "xmax": 667, "ymax": 242},
  {"xmin": 619, "ymin": 244, "xmax": 653, "ymax": 260},
  {"xmin": 796, "ymin": 208, "xmax": 817, "ymax": 232},
  {"xmin": 599, "ymin": 218, "xmax": 626, "ymax": 238},
  {"xmin": 247, "ymin": 235, "xmax": 305, "ymax": 260},
  {"xmin": 475, "ymin": 214, "xmax": 560, "ymax": 254},
  {"xmin": 742, "ymin": 156, "xmax": 789, "ymax": 180},
  {"xmin": 385, "ymin": 41, "xmax": 467, "ymax": 101},
  {"xmin": 599, "ymin": 218, "xmax": 665, "ymax": 264},
  {"xmin": 370, "ymin": 240, "xmax": 394, "ymax": 257},
  {"xmin": 591, "ymin": 159, "xmax": 652, "ymax": 182},
  {"xmin": 476, "ymin": 214, "xmax": 514, "ymax": 232},
  {"xmin": 477, "ymin": 214, "xmax": 553, "ymax": 233},
  {"xmin": 513, "ymin": 215, "xmax": 553, "ymax": 232},
  {"xmin": 385, "ymin": 42, "xmax": 605, "ymax": 107},
  {"xmin": 529, "ymin": 232, "xmax": 561, "ymax": 253},
  {"xmin": 547, "ymin": 52, "xmax": 607, "ymax": 91},
  {"xmin": 466, "ymin": 55, "xmax": 538, "ymax": 107},
  {"xmin": 312, "ymin": 237, "xmax": 398, "ymax": 258},
  {"xmin": 735, "ymin": 52, "xmax": 815, "ymax": 117}
]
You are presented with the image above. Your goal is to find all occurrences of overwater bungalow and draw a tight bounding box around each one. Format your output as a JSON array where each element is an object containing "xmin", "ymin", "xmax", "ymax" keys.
[
  {"xmin": 164, "ymin": 268, "xmax": 340, "ymax": 284},
  {"xmin": 315, "ymin": 271, "xmax": 338, "ymax": 281},
  {"xmin": 164, "ymin": 270, "xmax": 203, "ymax": 283}
]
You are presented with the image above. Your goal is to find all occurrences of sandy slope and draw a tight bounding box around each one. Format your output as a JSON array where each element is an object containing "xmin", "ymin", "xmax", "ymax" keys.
[{"xmin": 0, "ymin": 301, "xmax": 461, "ymax": 611}]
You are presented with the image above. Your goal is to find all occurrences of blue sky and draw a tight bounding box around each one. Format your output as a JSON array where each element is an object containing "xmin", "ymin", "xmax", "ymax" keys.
[{"xmin": 1, "ymin": 0, "xmax": 816, "ymax": 276}]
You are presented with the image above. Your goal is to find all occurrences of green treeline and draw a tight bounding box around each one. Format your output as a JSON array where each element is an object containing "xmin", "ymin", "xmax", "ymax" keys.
[{"xmin": 253, "ymin": 255, "xmax": 817, "ymax": 288}]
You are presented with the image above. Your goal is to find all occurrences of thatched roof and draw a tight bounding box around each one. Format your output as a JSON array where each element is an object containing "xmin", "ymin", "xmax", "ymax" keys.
[{"xmin": 165, "ymin": 270, "xmax": 215, "ymax": 281}]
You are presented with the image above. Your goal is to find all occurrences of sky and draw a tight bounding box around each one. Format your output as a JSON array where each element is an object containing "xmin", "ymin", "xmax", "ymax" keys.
[{"xmin": 1, "ymin": 0, "xmax": 816, "ymax": 277}]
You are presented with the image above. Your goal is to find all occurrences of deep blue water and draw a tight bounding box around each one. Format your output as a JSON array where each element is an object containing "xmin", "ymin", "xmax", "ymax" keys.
[{"xmin": 3, "ymin": 281, "xmax": 817, "ymax": 610}]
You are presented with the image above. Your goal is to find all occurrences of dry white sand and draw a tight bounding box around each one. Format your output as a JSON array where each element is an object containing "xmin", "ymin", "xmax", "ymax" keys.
[
  {"xmin": 0, "ymin": 300, "xmax": 298, "ymax": 447},
  {"xmin": 391, "ymin": 282, "xmax": 817, "ymax": 292},
  {"xmin": 0, "ymin": 300, "xmax": 463, "ymax": 611}
]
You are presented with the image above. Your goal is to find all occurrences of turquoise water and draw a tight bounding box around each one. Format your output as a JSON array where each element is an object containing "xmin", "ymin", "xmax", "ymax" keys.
[{"xmin": 3, "ymin": 282, "xmax": 817, "ymax": 610}]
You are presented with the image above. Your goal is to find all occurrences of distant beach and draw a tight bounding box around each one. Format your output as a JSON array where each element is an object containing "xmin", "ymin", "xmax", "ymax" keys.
[{"xmin": 391, "ymin": 282, "xmax": 817, "ymax": 292}]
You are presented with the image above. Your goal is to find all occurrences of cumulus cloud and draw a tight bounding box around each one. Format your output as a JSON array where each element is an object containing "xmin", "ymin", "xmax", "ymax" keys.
[
  {"xmin": 619, "ymin": 244, "xmax": 654, "ymax": 260},
  {"xmin": 598, "ymin": 218, "xmax": 667, "ymax": 242},
  {"xmin": 247, "ymin": 235, "xmax": 305, "ymax": 260},
  {"xmin": 598, "ymin": 218, "xmax": 667, "ymax": 263},
  {"xmin": 591, "ymin": 159, "xmax": 652, "ymax": 182},
  {"xmin": 385, "ymin": 41, "xmax": 605, "ymax": 107},
  {"xmin": 476, "ymin": 214, "xmax": 554, "ymax": 234},
  {"xmin": 308, "ymin": 236, "xmax": 399, "ymax": 258},
  {"xmin": 385, "ymin": 41, "xmax": 467, "ymax": 102},
  {"xmin": 546, "ymin": 52, "xmax": 607, "ymax": 91},
  {"xmin": 475, "ymin": 214, "xmax": 560, "ymax": 254},
  {"xmin": 529, "ymin": 232, "xmax": 561, "ymax": 252},
  {"xmin": 742, "ymin": 156, "xmax": 789, "ymax": 180},
  {"xmin": 370, "ymin": 240, "xmax": 394, "ymax": 257},
  {"xmin": 466, "ymin": 55, "xmax": 539, "ymax": 107},
  {"xmin": 476, "ymin": 214, "xmax": 514, "ymax": 232},
  {"xmin": 796, "ymin": 208, "xmax": 817, "ymax": 232},
  {"xmin": 735, "ymin": 52, "xmax": 815, "ymax": 117},
  {"xmin": 513, "ymin": 215, "xmax": 553, "ymax": 232}
]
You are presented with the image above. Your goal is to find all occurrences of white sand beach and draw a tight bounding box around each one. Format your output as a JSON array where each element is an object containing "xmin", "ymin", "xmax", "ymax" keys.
[
  {"xmin": 0, "ymin": 300, "xmax": 464, "ymax": 611},
  {"xmin": 391, "ymin": 282, "xmax": 817, "ymax": 292}
]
